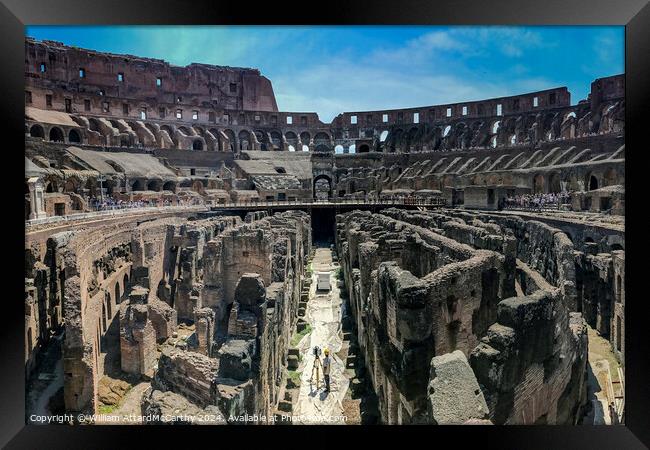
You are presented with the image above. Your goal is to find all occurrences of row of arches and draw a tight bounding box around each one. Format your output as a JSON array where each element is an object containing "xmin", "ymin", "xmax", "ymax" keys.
[
  {"xmin": 28, "ymin": 124, "xmax": 82, "ymax": 144},
  {"xmin": 531, "ymin": 168, "xmax": 620, "ymax": 194}
]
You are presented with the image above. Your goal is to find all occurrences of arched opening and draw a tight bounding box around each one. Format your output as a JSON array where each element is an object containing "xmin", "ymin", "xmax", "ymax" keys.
[
  {"xmin": 131, "ymin": 179, "xmax": 144, "ymax": 192},
  {"xmin": 270, "ymin": 131, "xmax": 282, "ymax": 149},
  {"xmin": 533, "ymin": 174, "xmax": 545, "ymax": 194},
  {"xmin": 162, "ymin": 181, "xmax": 176, "ymax": 192},
  {"xmin": 101, "ymin": 302, "xmax": 107, "ymax": 332},
  {"xmin": 443, "ymin": 125, "xmax": 452, "ymax": 137},
  {"xmin": 288, "ymin": 145, "xmax": 296, "ymax": 152},
  {"xmin": 380, "ymin": 130, "xmax": 389, "ymax": 142},
  {"xmin": 49, "ymin": 127, "xmax": 64, "ymax": 142},
  {"xmin": 334, "ymin": 145, "xmax": 344, "ymax": 154},
  {"xmin": 611, "ymin": 243, "xmax": 624, "ymax": 251},
  {"xmin": 115, "ymin": 283, "xmax": 121, "ymax": 305},
  {"xmin": 588, "ymin": 175, "xmax": 599, "ymax": 191},
  {"xmin": 64, "ymin": 179, "xmax": 79, "ymax": 193},
  {"xmin": 602, "ymin": 168, "xmax": 617, "ymax": 187},
  {"xmin": 348, "ymin": 144, "xmax": 356, "ymax": 154},
  {"xmin": 492, "ymin": 121, "xmax": 500, "ymax": 134},
  {"xmin": 313, "ymin": 175, "xmax": 332, "ymax": 200},
  {"xmin": 106, "ymin": 292, "xmax": 112, "ymax": 319},
  {"xmin": 616, "ymin": 274, "xmax": 622, "ymax": 303},
  {"xmin": 585, "ymin": 237, "xmax": 595, "ymax": 244},
  {"xmin": 300, "ymin": 131, "xmax": 311, "ymax": 146},
  {"xmin": 123, "ymin": 274, "xmax": 130, "ymax": 299},
  {"xmin": 548, "ymin": 172, "xmax": 561, "ymax": 193},
  {"xmin": 302, "ymin": 145, "xmax": 309, "ymax": 152},
  {"xmin": 238, "ymin": 130, "xmax": 251, "ymax": 150},
  {"xmin": 147, "ymin": 180, "xmax": 161, "ymax": 192},
  {"xmin": 192, "ymin": 140, "xmax": 203, "ymax": 150},
  {"xmin": 29, "ymin": 124, "xmax": 45, "ymax": 138},
  {"xmin": 223, "ymin": 129, "xmax": 236, "ymax": 152},
  {"xmin": 358, "ymin": 144, "xmax": 370, "ymax": 153},
  {"xmin": 68, "ymin": 129, "xmax": 81, "ymax": 143},
  {"xmin": 314, "ymin": 132, "xmax": 330, "ymax": 146},
  {"xmin": 315, "ymin": 144, "xmax": 330, "ymax": 152}
]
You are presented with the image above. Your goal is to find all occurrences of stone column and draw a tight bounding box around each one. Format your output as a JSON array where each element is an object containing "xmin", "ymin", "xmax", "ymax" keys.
[{"xmin": 27, "ymin": 177, "xmax": 47, "ymax": 220}]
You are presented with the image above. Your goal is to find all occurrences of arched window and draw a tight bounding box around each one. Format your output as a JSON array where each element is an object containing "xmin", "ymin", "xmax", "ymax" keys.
[
  {"xmin": 589, "ymin": 175, "xmax": 599, "ymax": 191},
  {"xmin": 29, "ymin": 124, "xmax": 45, "ymax": 138},
  {"xmin": 68, "ymin": 129, "xmax": 81, "ymax": 143},
  {"xmin": 334, "ymin": 145, "xmax": 344, "ymax": 154},
  {"xmin": 131, "ymin": 179, "xmax": 144, "ymax": 191},
  {"xmin": 49, "ymin": 127, "xmax": 64, "ymax": 142},
  {"xmin": 358, "ymin": 144, "xmax": 370, "ymax": 153}
]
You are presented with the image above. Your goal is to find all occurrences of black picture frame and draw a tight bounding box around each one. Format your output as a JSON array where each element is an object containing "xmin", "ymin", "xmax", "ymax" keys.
[{"xmin": 3, "ymin": 0, "xmax": 648, "ymax": 447}]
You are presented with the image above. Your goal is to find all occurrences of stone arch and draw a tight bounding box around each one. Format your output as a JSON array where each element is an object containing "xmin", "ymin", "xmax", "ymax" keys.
[
  {"xmin": 548, "ymin": 172, "xmax": 561, "ymax": 193},
  {"xmin": 587, "ymin": 173, "xmax": 599, "ymax": 191},
  {"xmin": 123, "ymin": 273, "xmax": 130, "ymax": 298},
  {"xmin": 131, "ymin": 179, "xmax": 144, "ymax": 192},
  {"xmin": 115, "ymin": 282, "xmax": 121, "ymax": 305},
  {"xmin": 313, "ymin": 174, "xmax": 332, "ymax": 200},
  {"xmin": 533, "ymin": 173, "xmax": 545, "ymax": 194},
  {"xmin": 162, "ymin": 181, "xmax": 176, "ymax": 192},
  {"xmin": 68, "ymin": 129, "xmax": 82, "ymax": 143},
  {"xmin": 49, "ymin": 127, "xmax": 64, "ymax": 142},
  {"xmin": 315, "ymin": 144, "xmax": 331, "ymax": 152},
  {"xmin": 101, "ymin": 302, "xmax": 107, "ymax": 332},
  {"xmin": 192, "ymin": 139, "xmax": 203, "ymax": 151},
  {"xmin": 63, "ymin": 177, "xmax": 81, "ymax": 193},
  {"xmin": 314, "ymin": 132, "xmax": 331, "ymax": 145},
  {"xmin": 160, "ymin": 124, "xmax": 174, "ymax": 136},
  {"xmin": 191, "ymin": 180, "xmax": 205, "ymax": 194},
  {"xmin": 358, "ymin": 144, "xmax": 371, "ymax": 153},
  {"xmin": 106, "ymin": 291, "xmax": 112, "ymax": 319},
  {"xmin": 223, "ymin": 129, "xmax": 236, "ymax": 151},
  {"xmin": 270, "ymin": 130, "xmax": 283, "ymax": 149},
  {"xmin": 147, "ymin": 179, "xmax": 161, "ymax": 191},
  {"xmin": 238, "ymin": 130, "xmax": 252, "ymax": 151},
  {"xmin": 300, "ymin": 131, "xmax": 311, "ymax": 146},
  {"xmin": 602, "ymin": 168, "xmax": 617, "ymax": 187},
  {"xmin": 29, "ymin": 124, "xmax": 45, "ymax": 138}
]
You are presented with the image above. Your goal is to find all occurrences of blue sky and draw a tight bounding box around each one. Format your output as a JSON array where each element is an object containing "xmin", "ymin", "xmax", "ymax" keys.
[{"xmin": 26, "ymin": 26, "xmax": 624, "ymax": 122}]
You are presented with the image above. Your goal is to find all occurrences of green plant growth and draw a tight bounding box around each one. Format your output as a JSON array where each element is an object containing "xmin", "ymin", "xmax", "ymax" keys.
[
  {"xmin": 287, "ymin": 370, "xmax": 302, "ymax": 388},
  {"xmin": 98, "ymin": 404, "xmax": 117, "ymax": 414},
  {"xmin": 334, "ymin": 267, "xmax": 343, "ymax": 280},
  {"xmin": 290, "ymin": 324, "xmax": 312, "ymax": 347}
]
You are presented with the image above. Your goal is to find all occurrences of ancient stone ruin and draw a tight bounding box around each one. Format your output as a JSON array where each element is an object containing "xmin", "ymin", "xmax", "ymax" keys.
[{"xmin": 25, "ymin": 37, "xmax": 624, "ymax": 425}]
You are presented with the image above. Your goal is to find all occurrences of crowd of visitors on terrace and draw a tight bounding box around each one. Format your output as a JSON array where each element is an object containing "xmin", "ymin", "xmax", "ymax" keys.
[
  {"xmin": 88, "ymin": 196, "xmax": 200, "ymax": 211},
  {"xmin": 502, "ymin": 191, "xmax": 572, "ymax": 211}
]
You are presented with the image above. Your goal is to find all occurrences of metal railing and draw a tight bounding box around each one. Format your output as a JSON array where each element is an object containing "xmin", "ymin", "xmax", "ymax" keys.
[
  {"xmin": 26, "ymin": 197, "xmax": 447, "ymax": 228},
  {"xmin": 209, "ymin": 197, "xmax": 447, "ymax": 208},
  {"xmin": 26, "ymin": 204, "xmax": 207, "ymax": 228}
]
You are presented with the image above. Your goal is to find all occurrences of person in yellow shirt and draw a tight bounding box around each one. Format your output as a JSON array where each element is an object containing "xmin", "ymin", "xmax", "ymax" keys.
[{"xmin": 322, "ymin": 348, "xmax": 331, "ymax": 392}]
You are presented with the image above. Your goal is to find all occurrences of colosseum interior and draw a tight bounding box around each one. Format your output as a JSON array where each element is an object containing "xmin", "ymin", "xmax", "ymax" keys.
[{"xmin": 25, "ymin": 37, "xmax": 625, "ymax": 425}]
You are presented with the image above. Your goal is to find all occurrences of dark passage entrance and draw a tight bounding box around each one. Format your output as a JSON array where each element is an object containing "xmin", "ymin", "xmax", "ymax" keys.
[{"xmin": 311, "ymin": 208, "xmax": 336, "ymax": 245}]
